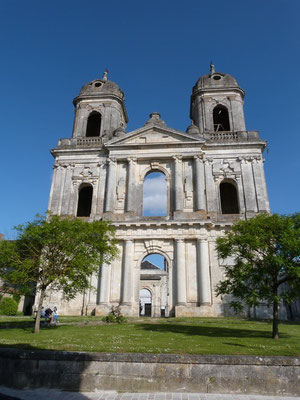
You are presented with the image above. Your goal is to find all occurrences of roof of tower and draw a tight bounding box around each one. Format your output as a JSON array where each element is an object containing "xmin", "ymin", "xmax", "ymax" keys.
[
  {"xmin": 77, "ymin": 79, "xmax": 125, "ymax": 100},
  {"xmin": 193, "ymin": 72, "xmax": 239, "ymax": 92},
  {"xmin": 72, "ymin": 72, "xmax": 128, "ymax": 122}
]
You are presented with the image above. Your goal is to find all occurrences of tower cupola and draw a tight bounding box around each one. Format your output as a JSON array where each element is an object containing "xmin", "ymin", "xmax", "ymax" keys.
[
  {"xmin": 190, "ymin": 64, "xmax": 246, "ymax": 135},
  {"xmin": 72, "ymin": 71, "xmax": 128, "ymax": 142}
]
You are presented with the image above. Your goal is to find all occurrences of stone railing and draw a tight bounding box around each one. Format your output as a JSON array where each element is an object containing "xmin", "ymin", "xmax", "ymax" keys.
[
  {"xmin": 57, "ymin": 137, "xmax": 103, "ymax": 148},
  {"xmin": 206, "ymin": 131, "xmax": 260, "ymax": 142}
]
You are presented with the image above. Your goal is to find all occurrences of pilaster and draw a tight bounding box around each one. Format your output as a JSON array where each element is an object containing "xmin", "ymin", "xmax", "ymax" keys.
[
  {"xmin": 126, "ymin": 157, "xmax": 137, "ymax": 213},
  {"xmin": 173, "ymin": 156, "xmax": 183, "ymax": 212},
  {"xmin": 104, "ymin": 158, "xmax": 117, "ymax": 213},
  {"xmin": 240, "ymin": 157, "xmax": 258, "ymax": 213}
]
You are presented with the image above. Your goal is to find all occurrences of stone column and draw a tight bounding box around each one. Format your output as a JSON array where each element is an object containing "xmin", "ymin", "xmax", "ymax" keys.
[
  {"xmin": 173, "ymin": 156, "xmax": 183, "ymax": 212},
  {"xmin": 48, "ymin": 164, "xmax": 59, "ymax": 212},
  {"xmin": 204, "ymin": 158, "xmax": 217, "ymax": 213},
  {"xmin": 61, "ymin": 165, "xmax": 73, "ymax": 215},
  {"xmin": 194, "ymin": 155, "xmax": 206, "ymax": 211},
  {"xmin": 104, "ymin": 158, "xmax": 117, "ymax": 213},
  {"xmin": 252, "ymin": 157, "xmax": 270, "ymax": 212},
  {"xmin": 98, "ymin": 263, "xmax": 111, "ymax": 304},
  {"xmin": 240, "ymin": 157, "xmax": 258, "ymax": 213},
  {"xmin": 236, "ymin": 176, "xmax": 245, "ymax": 214},
  {"xmin": 121, "ymin": 240, "xmax": 134, "ymax": 305},
  {"xmin": 197, "ymin": 238, "xmax": 211, "ymax": 305},
  {"xmin": 175, "ymin": 239, "xmax": 187, "ymax": 305},
  {"xmin": 57, "ymin": 165, "xmax": 67, "ymax": 215},
  {"xmin": 126, "ymin": 158, "xmax": 136, "ymax": 212}
]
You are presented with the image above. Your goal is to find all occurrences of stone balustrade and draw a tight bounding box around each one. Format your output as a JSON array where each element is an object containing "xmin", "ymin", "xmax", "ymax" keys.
[
  {"xmin": 57, "ymin": 137, "xmax": 103, "ymax": 148},
  {"xmin": 206, "ymin": 130, "xmax": 259, "ymax": 142}
]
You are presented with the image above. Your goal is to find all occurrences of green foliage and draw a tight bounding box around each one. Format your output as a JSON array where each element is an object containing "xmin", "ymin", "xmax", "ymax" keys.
[
  {"xmin": 0, "ymin": 214, "xmax": 118, "ymax": 299},
  {"xmin": 0, "ymin": 297, "xmax": 18, "ymax": 316},
  {"xmin": 215, "ymin": 213, "xmax": 300, "ymax": 338},
  {"xmin": 102, "ymin": 306, "xmax": 126, "ymax": 324},
  {"xmin": 12, "ymin": 293, "xmax": 21, "ymax": 305},
  {"xmin": 0, "ymin": 214, "xmax": 118, "ymax": 333}
]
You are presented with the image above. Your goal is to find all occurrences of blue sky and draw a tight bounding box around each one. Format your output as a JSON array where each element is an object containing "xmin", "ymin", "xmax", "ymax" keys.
[{"xmin": 0, "ymin": 0, "xmax": 299, "ymax": 239}]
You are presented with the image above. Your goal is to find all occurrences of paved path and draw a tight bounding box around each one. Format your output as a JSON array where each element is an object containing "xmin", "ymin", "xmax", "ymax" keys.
[{"xmin": 0, "ymin": 388, "xmax": 299, "ymax": 400}]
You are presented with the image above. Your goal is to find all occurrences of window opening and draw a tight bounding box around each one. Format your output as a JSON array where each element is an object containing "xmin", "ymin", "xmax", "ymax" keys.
[
  {"xmin": 213, "ymin": 105, "xmax": 230, "ymax": 131},
  {"xmin": 220, "ymin": 182, "xmax": 239, "ymax": 214},
  {"xmin": 77, "ymin": 185, "xmax": 93, "ymax": 217},
  {"xmin": 86, "ymin": 112, "xmax": 101, "ymax": 137},
  {"xmin": 143, "ymin": 171, "xmax": 167, "ymax": 216},
  {"xmin": 141, "ymin": 254, "xmax": 167, "ymax": 271}
]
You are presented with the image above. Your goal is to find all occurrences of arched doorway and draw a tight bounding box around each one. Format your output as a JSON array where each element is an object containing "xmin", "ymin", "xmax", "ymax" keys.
[
  {"xmin": 140, "ymin": 253, "xmax": 169, "ymax": 317},
  {"xmin": 139, "ymin": 288, "xmax": 152, "ymax": 316}
]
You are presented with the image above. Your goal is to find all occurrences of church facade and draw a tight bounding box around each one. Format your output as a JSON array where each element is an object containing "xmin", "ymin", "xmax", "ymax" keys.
[{"xmin": 43, "ymin": 67, "xmax": 270, "ymax": 317}]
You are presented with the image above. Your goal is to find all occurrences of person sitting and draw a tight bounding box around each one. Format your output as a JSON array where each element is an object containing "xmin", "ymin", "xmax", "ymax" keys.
[
  {"xmin": 53, "ymin": 306, "xmax": 59, "ymax": 323},
  {"xmin": 45, "ymin": 307, "xmax": 53, "ymax": 322}
]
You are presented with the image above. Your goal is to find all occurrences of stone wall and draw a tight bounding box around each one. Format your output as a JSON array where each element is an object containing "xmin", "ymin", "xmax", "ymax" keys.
[{"xmin": 0, "ymin": 349, "xmax": 299, "ymax": 396}]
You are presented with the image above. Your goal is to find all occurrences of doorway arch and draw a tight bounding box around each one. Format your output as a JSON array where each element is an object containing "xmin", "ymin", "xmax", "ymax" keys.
[
  {"xmin": 139, "ymin": 288, "xmax": 152, "ymax": 316},
  {"xmin": 139, "ymin": 252, "xmax": 170, "ymax": 317}
]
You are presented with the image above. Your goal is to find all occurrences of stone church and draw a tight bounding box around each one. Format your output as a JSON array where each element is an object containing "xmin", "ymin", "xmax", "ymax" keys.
[{"xmin": 42, "ymin": 65, "xmax": 271, "ymax": 317}]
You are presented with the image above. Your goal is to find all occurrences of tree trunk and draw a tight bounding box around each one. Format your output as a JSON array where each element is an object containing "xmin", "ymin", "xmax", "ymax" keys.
[
  {"xmin": 272, "ymin": 300, "xmax": 279, "ymax": 339},
  {"xmin": 34, "ymin": 289, "xmax": 46, "ymax": 334}
]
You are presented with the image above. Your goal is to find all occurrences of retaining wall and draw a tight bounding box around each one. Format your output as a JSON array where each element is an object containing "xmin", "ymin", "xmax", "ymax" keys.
[{"xmin": 0, "ymin": 349, "xmax": 299, "ymax": 396}]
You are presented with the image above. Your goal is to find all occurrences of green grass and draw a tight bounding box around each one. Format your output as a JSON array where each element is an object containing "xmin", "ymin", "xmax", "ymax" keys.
[{"xmin": 0, "ymin": 316, "xmax": 299, "ymax": 356}]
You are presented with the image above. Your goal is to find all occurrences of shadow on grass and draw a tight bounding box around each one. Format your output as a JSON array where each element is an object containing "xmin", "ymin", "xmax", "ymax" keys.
[
  {"xmin": 0, "ymin": 319, "xmax": 62, "ymax": 332},
  {"xmin": 138, "ymin": 323, "xmax": 289, "ymax": 339}
]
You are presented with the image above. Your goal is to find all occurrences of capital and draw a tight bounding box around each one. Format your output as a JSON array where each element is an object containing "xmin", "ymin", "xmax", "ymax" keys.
[{"xmin": 173, "ymin": 155, "xmax": 182, "ymax": 163}]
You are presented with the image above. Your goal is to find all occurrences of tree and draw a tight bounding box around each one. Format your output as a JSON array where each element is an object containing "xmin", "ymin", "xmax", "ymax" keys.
[
  {"xmin": 0, "ymin": 214, "xmax": 118, "ymax": 333},
  {"xmin": 215, "ymin": 213, "xmax": 300, "ymax": 339}
]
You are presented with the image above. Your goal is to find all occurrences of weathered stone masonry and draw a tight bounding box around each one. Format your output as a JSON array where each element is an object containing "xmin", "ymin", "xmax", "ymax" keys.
[{"xmin": 39, "ymin": 67, "xmax": 271, "ymax": 317}]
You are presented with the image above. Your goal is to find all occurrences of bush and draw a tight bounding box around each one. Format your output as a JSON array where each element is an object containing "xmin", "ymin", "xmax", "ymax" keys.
[
  {"xmin": 12, "ymin": 293, "xmax": 21, "ymax": 305},
  {"xmin": 0, "ymin": 297, "xmax": 18, "ymax": 316},
  {"xmin": 102, "ymin": 306, "xmax": 126, "ymax": 324}
]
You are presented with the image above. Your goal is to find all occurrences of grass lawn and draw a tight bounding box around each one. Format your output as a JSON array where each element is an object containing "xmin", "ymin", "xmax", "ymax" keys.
[{"xmin": 0, "ymin": 316, "xmax": 299, "ymax": 356}]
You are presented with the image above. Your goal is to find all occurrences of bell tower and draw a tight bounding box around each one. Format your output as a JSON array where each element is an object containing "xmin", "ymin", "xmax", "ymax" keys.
[
  {"xmin": 72, "ymin": 71, "xmax": 128, "ymax": 142},
  {"xmin": 190, "ymin": 63, "xmax": 246, "ymax": 135}
]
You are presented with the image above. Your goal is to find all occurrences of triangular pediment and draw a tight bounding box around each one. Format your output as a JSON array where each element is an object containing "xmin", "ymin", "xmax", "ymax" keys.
[{"xmin": 106, "ymin": 124, "xmax": 204, "ymax": 148}]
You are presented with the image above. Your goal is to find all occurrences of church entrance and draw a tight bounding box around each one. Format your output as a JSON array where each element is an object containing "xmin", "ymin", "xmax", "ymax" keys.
[
  {"xmin": 139, "ymin": 288, "xmax": 152, "ymax": 316},
  {"xmin": 139, "ymin": 253, "xmax": 169, "ymax": 317}
]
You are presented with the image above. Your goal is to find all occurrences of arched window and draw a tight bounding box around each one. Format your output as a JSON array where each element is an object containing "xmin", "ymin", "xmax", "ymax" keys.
[
  {"xmin": 220, "ymin": 181, "xmax": 239, "ymax": 214},
  {"xmin": 213, "ymin": 105, "xmax": 230, "ymax": 131},
  {"xmin": 77, "ymin": 184, "xmax": 93, "ymax": 217},
  {"xmin": 86, "ymin": 112, "xmax": 101, "ymax": 137},
  {"xmin": 141, "ymin": 253, "xmax": 167, "ymax": 271},
  {"xmin": 143, "ymin": 171, "xmax": 167, "ymax": 216}
]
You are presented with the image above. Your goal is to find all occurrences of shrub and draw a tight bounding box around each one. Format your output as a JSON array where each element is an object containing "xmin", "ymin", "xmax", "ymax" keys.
[
  {"xmin": 12, "ymin": 293, "xmax": 21, "ymax": 305},
  {"xmin": 102, "ymin": 306, "xmax": 126, "ymax": 324},
  {"xmin": 0, "ymin": 297, "xmax": 18, "ymax": 316}
]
